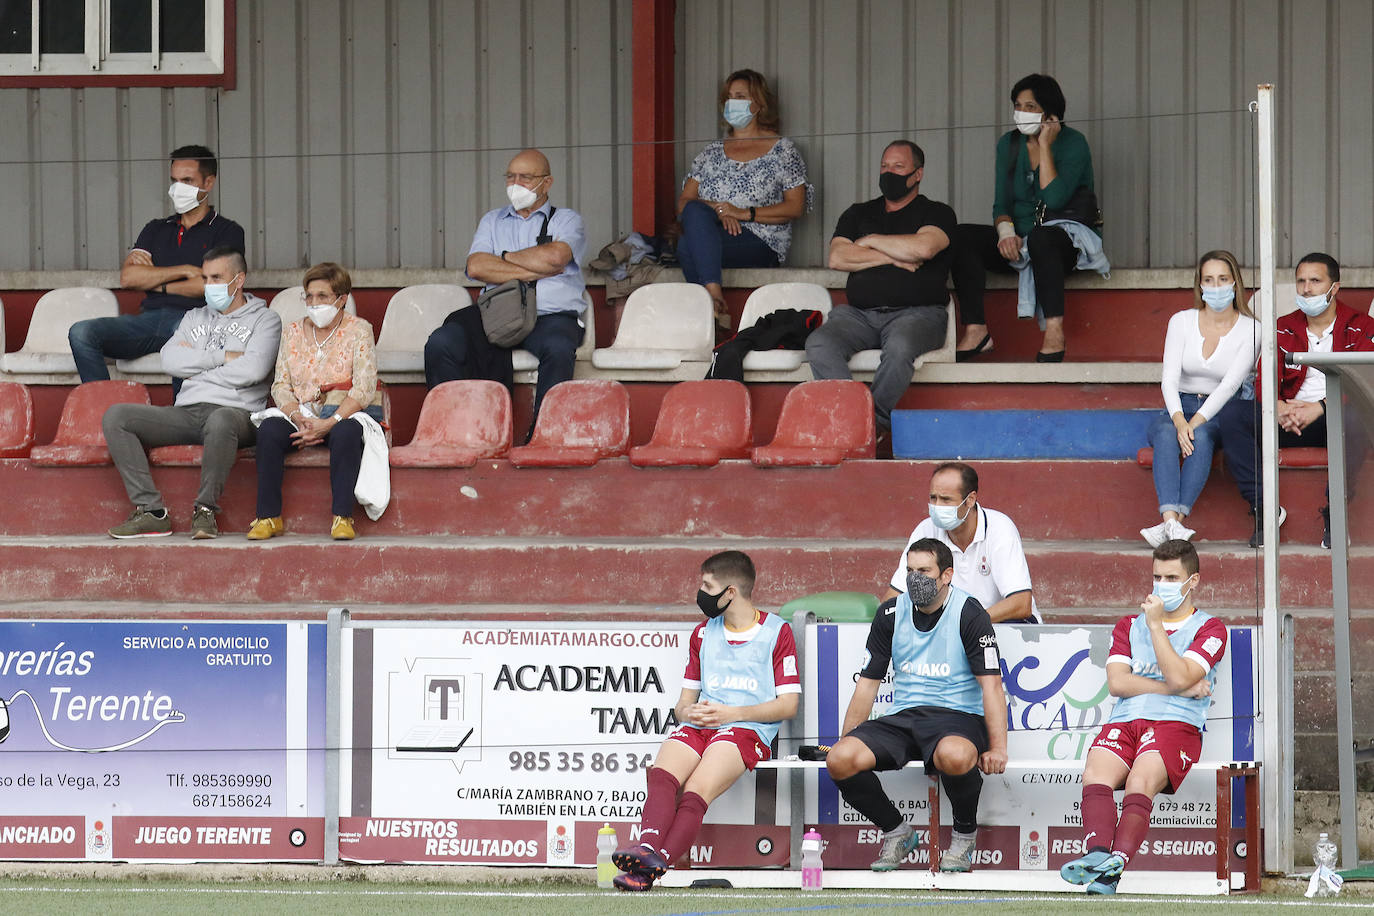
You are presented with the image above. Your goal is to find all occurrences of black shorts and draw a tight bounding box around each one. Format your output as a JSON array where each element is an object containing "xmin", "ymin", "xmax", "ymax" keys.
[{"xmin": 848, "ymin": 706, "xmax": 989, "ymax": 775}]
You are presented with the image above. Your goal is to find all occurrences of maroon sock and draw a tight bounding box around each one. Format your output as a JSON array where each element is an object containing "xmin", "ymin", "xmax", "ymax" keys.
[
  {"xmin": 660, "ymin": 791, "xmax": 708, "ymax": 864},
  {"xmin": 1111, "ymin": 793, "xmax": 1154, "ymax": 864},
  {"xmin": 1080, "ymin": 783, "xmax": 1118, "ymax": 854},
  {"xmin": 634, "ymin": 767, "xmax": 681, "ymax": 852}
]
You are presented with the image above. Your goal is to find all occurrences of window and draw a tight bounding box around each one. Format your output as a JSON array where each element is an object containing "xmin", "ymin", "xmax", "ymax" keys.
[{"xmin": 0, "ymin": 0, "xmax": 233, "ymax": 86}]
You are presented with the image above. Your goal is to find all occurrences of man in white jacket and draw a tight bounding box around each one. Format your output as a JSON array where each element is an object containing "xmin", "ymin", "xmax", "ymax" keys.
[{"xmin": 103, "ymin": 246, "xmax": 282, "ymax": 540}]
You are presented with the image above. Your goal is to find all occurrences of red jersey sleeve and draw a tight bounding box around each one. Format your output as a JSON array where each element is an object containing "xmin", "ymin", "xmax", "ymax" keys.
[
  {"xmin": 770, "ymin": 616, "xmax": 801, "ymax": 695},
  {"xmin": 1183, "ymin": 616, "xmax": 1228, "ymax": 672},
  {"xmin": 1107, "ymin": 615, "xmax": 1135, "ymax": 666},
  {"xmin": 682, "ymin": 621, "xmax": 706, "ymax": 690}
]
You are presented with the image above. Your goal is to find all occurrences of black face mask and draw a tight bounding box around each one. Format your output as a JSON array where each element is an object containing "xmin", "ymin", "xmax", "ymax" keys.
[
  {"xmin": 879, "ymin": 170, "xmax": 915, "ymax": 202},
  {"xmin": 696, "ymin": 587, "xmax": 732, "ymax": 619}
]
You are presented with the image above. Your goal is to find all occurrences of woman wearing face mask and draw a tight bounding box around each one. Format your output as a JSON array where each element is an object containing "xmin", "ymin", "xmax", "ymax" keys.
[
  {"xmin": 247, "ymin": 262, "xmax": 383, "ymax": 542},
  {"xmin": 951, "ymin": 73, "xmax": 1103, "ymax": 361},
  {"xmin": 676, "ymin": 68, "xmax": 812, "ymax": 319},
  {"xmin": 1140, "ymin": 251, "xmax": 1258, "ymax": 547}
]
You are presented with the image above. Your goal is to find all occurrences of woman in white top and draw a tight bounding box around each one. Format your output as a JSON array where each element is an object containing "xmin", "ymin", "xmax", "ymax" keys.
[{"xmin": 1141, "ymin": 250, "xmax": 1259, "ymax": 546}]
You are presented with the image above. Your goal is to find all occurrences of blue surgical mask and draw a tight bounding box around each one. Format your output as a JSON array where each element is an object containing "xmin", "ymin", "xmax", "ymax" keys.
[
  {"xmin": 1201, "ymin": 284, "xmax": 1235, "ymax": 311},
  {"xmin": 1296, "ymin": 289, "xmax": 1333, "ymax": 317},
  {"xmin": 204, "ymin": 273, "xmax": 241, "ymax": 313},
  {"xmin": 1152, "ymin": 576, "xmax": 1196, "ymax": 613},
  {"xmin": 928, "ymin": 495, "xmax": 971, "ymax": 531},
  {"xmin": 723, "ymin": 98, "xmax": 754, "ymax": 129}
]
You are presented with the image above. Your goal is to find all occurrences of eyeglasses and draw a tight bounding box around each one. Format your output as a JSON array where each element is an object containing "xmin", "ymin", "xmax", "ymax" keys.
[
  {"xmin": 504, "ymin": 172, "xmax": 548, "ymax": 183},
  {"xmin": 301, "ymin": 291, "xmax": 342, "ymax": 306}
]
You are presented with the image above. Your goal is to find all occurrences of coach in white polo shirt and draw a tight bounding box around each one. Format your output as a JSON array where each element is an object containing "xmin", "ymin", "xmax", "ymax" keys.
[{"xmin": 882, "ymin": 461, "xmax": 1040, "ymax": 623}]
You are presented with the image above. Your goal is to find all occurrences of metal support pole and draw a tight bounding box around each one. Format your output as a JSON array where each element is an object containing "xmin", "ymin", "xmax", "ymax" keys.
[
  {"xmin": 1254, "ymin": 83, "xmax": 1289, "ymax": 872},
  {"xmin": 1324, "ymin": 373, "xmax": 1358, "ymax": 870},
  {"xmin": 788, "ymin": 610, "xmax": 814, "ymax": 870},
  {"xmin": 325, "ymin": 606, "xmax": 350, "ymax": 865}
]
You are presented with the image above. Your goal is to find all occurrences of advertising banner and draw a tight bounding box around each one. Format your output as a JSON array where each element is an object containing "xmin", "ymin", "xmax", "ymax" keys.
[
  {"xmin": 338, "ymin": 622, "xmax": 791, "ymax": 866},
  {"xmin": 0, "ymin": 620, "xmax": 326, "ymax": 861},
  {"xmin": 806, "ymin": 622, "xmax": 1259, "ymax": 872}
]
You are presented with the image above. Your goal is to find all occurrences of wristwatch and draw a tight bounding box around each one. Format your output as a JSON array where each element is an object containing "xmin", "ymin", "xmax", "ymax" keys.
[{"xmin": 748, "ymin": 206, "xmax": 757, "ymax": 222}]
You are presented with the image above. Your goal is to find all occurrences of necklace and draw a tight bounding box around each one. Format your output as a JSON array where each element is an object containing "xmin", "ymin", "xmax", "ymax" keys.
[{"xmin": 311, "ymin": 321, "xmax": 340, "ymax": 354}]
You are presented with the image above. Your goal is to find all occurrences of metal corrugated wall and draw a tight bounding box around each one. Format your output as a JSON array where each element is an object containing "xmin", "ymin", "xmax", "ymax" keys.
[
  {"xmin": 4, "ymin": 1, "xmax": 1371, "ymax": 272},
  {"xmin": 0, "ymin": 0, "xmax": 634, "ymax": 272},
  {"xmin": 677, "ymin": 0, "xmax": 1374, "ymax": 270}
]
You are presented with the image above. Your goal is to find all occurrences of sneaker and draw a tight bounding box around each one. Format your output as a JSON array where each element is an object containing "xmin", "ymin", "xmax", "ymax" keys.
[
  {"xmin": 1060, "ymin": 848, "xmax": 1112, "ymax": 885},
  {"xmin": 613, "ymin": 872, "xmax": 653, "ymax": 892},
  {"xmin": 938, "ymin": 829, "xmax": 977, "ymax": 873},
  {"xmin": 1139, "ymin": 520, "xmax": 1170, "ymax": 548},
  {"xmin": 1248, "ymin": 505, "xmax": 1286, "ymax": 548},
  {"xmin": 870, "ymin": 823, "xmax": 920, "ymax": 871},
  {"xmin": 1320, "ymin": 506, "xmax": 1331, "ymax": 550},
  {"xmin": 1096, "ymin": 852, "xmax": 1128, "ymax": 878},
  {"xmin": 1087, "ymin": 872, "xmax": 1121, "ymax": 895},
  {"xmin": 190, "ymin": 505, "xmax": 218, "ymax": 540},
  {"xmin": 330, "ymin": 516, "xmax": 356, "ymax": 541},
  {"xmin": 1165, "ymin": 518, "xmax": 1196, "ymax": 542},
  {"xmin": 108, "ymin": 507, "xmax": 173, "ymax": 539},
  {"xmin": 246, "ymin": 517, "xmax": 285, "ymax": 540},
  {"xmin": 612, "ymin": 845, "xmax": 669, "ymax": 880}
]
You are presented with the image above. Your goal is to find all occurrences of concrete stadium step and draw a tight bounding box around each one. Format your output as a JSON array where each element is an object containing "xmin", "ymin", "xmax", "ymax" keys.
[
  {"xmin": 0, "ymin": 458, "xmax": 1333, "ymax": 543},
  {"xmin": 0, "ymin": 535, "xmax": 1352, "ymax": 609}
]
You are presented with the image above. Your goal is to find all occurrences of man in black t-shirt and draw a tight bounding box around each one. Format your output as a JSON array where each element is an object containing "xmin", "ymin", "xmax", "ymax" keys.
[
  {"xmin": 826, "ymin": 537, "xmax": 1007, "ymax": 873},
  {"xmin": 806, "ymin": 140, "xmax": 957, "ymax": 434}
]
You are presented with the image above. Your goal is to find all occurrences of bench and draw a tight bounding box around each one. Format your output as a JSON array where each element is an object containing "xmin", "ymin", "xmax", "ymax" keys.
[{"xmin": 678, "ymin": 758, "xmax": 1261, "ymax": 893}]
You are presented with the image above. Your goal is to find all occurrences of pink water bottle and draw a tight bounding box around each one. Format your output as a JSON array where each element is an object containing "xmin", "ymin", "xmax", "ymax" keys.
[{"xmin": 801, "ymin": 828, "xmax": 823, "ymax": 890}]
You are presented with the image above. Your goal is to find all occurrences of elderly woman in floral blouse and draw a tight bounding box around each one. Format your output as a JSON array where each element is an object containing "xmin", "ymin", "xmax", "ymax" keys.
[
  {"xmin": 247, "ymin": 262, "xmax": 382, "ymax": 542},
  {"xmin": 677, "ymin": 68, "xmax": 813, "ymax": 317}
]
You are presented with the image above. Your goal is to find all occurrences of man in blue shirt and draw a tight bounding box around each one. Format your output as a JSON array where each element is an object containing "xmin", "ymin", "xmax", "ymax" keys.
[
  {"xmin": 69, "ymin": 145, "xmax": 245, "ymax": 383},
  {"xmin": 826, "ymin": 537, "xmax": 1008, "ymax": 873},
  {"xmin": 424, "ymin": 148, "xmax": 588, "ymax": 432}
]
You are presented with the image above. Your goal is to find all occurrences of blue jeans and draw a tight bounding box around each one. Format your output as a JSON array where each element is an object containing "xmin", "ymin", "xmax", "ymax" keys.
[
  {"xmin": 68, "ymin": 309, "xmax": 187, "ymax": 383},
  {"xmin": 677, "ymin": 199, "xmax": 780, "ymax": 286},
  {"xmin": 1149, "ymin": 393, "xmax": 1225, "ymax": 515}
]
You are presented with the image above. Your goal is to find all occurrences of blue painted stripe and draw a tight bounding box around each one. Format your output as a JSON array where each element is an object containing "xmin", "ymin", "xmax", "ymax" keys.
[
  {"xmin": 891, "ymin": 408, "xmax": 1158, "ymax": 459},
  {"xmin": 817, "ymin": 624, "xmax": 839, "ymax": 824},
  {"xmin": 1229, "ymin": 627, "xmax": 1255, "ymax": 829}
]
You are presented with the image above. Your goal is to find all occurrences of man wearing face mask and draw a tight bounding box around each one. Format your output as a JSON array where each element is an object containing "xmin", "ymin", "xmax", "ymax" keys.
[
  {"xmin": 1215, "ymin": 252, "xmax": 1374, "ymax": 547},
  {"xmin": 806, "ymin": 140, "xmax": 957, "ymax": 441},
  {"xmin": 882, "ymin": 462, "xmax": 1039, "ymax": 623},
  {"xmin": 102, "ymin": 247, "xmax": 281, "ymax": 540},
  {"xmin": 611, "ymin": 551, "xmax": 799, "ymax": 892},
  {"xmin": 69, "ymin": 145, "xmax": 245, "ymax": 384},
  {"xmin": 827, "ymin": 538, "xmax": 1007, "ymax": 875},
  {"xmin": 424, "ymin": 148, "xmax": 587, "ymax": 434},
  {"xmin": 1060, "ymin": 539, "xmax": 1225, "ymax": 895}
]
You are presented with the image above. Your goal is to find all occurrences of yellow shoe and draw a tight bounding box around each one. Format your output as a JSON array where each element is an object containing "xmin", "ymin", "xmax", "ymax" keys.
[
  {"xmin": 246, "ymin": 517, "xmax": 285, "ymax": 540},
  {"xmin": 330, "ymin": 516, "xmax": 356, "ymax": 540}
]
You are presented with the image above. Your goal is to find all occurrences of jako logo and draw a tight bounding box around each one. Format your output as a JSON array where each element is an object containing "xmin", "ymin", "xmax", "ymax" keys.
[
  {"xmin": 707, "ymin": 675, "xmax": 759, "ymax": 691},
  {"xmin": 900, "ymin": 662, "xmax": 950, "ymax": 676}
]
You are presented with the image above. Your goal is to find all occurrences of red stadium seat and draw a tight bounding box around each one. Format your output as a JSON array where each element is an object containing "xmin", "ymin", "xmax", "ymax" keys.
[
  {"xmin": 1136, "ymin": 446, "xmax": 1327, "ymax": 469},
  {"xmin": 389, "ymin": 380, "xmax": 512, "ymax": 468},
  {"xmin": 628, "ymin": 380, "xmax": 752, "ymax": 468},
  {"xmin": 30, "ymin": 381, "xmax": 151, "ymax": 466},
  {"xmin": 751, "ymin": 380, "xmax": 875, "ymax": 466},
  {"xmin": 0, "ymin": 381, "xmax": 35, "ymax": 458},
  {"xmin": 508, "ymin": 380, "xmax": 630, "ymax": 468}
]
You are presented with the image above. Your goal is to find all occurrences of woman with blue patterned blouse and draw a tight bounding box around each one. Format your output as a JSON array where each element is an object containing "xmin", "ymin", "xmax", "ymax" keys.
[{"xmin": 677, "ymin": 68, "xmax": 813, "ymax": 318}]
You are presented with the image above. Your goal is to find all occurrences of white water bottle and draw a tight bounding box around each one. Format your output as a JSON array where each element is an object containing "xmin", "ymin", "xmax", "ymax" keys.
[
  {"xmin": 1306, "ymin": 832, "xmax": 1343, "ymax": 898},
  {"xmin": 801, "ymin": 828, "xmax": 823, "ymax": 890},
  {"xmin": 596, "ymin": 823, "xmax": 618, "ymax": 889}
]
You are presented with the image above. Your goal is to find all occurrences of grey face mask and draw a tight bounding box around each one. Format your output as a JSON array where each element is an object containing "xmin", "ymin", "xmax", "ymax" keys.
[{"xmin": 906, "ymin": 571, "xmax": 940, "ymax": 607}]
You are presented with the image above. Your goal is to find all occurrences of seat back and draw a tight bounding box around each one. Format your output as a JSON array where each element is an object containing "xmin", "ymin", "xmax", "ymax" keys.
[
  {"xmin": 3, "ymin": 288, "xmax": 119, "ymax": 374},
  {"xmin": 269, "ymin": 286, "xmax": 359, "ymax": 328},
  {"xmin": 376, "ymin": 285, "xmax": 468, "ymax": 370},
  {"xmin": 607, "ymin": 283, "xmax": 714, "ymax": 352},
  {"xmin": 525, "ymin": 380, "xmax": 630, "ymax": 452},
  {"xmin": 649, "ymin": 380, "xmax": 752, "ymax": 449},
  {"xmin": 408, "ymin": 380, "xmax": 512, "ymax": 452},
  {"xmin": 0, "ymin": 381, "xmax": 35, "ymax": 457},
  {"xmin": 51, "ymin": 381, "xmax": 152, "ymax": 445},
  {"xmin": 738, "ymin": 283, "xmax": 833, "ymax": 331},
  {"xmin": 769, "ymin": 380, "xmax": 875, "ymax": 453}
]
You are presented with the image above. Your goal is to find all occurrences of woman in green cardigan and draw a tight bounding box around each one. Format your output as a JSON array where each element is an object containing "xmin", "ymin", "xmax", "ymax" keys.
[{"xmin": 951, "ymin": 74, "xmax": 1101, "ymax": 362}]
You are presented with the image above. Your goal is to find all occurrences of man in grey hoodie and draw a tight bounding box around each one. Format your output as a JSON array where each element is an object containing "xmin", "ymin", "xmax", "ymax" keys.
[{"xmin": 103, "ymin": 246, "xmax": 282, "ymax": 539}]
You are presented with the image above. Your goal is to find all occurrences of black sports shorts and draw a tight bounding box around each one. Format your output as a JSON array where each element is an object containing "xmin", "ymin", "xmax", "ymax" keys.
[{"xmin": 847, "ymin": 705, "xmax": 989, "ymax": 775}]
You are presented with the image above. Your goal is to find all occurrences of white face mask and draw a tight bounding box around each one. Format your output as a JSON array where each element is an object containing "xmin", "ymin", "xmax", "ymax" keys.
[
  {"xmin": 1296, "ymin": 288, "xmax": 1334, "ymax": 317},
  {"xmin": 306, "ymin": 302, "xmax": 340, "ymax": 329},
  {"xmin": 505, "ymin": 177, "xmax": 545, "ymax": 211},
  {"xmin": 168, "ymin": 181, "xmax": 203, "ymax": 214},
  {"xmin": 1013, "ymin": 110, "xmax": 1043, "ymax": 136}
]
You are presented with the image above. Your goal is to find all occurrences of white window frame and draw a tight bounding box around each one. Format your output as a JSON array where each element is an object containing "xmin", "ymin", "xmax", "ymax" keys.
[{"xmin": 0, "ymin": 0, "xmax": 225, "ymax": 77}]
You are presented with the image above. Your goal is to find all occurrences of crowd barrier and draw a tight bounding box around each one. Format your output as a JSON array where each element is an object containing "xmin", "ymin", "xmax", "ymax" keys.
[{"xmin": 0, "ymin": 611, "xmax": 1274, "ymax": 895}]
